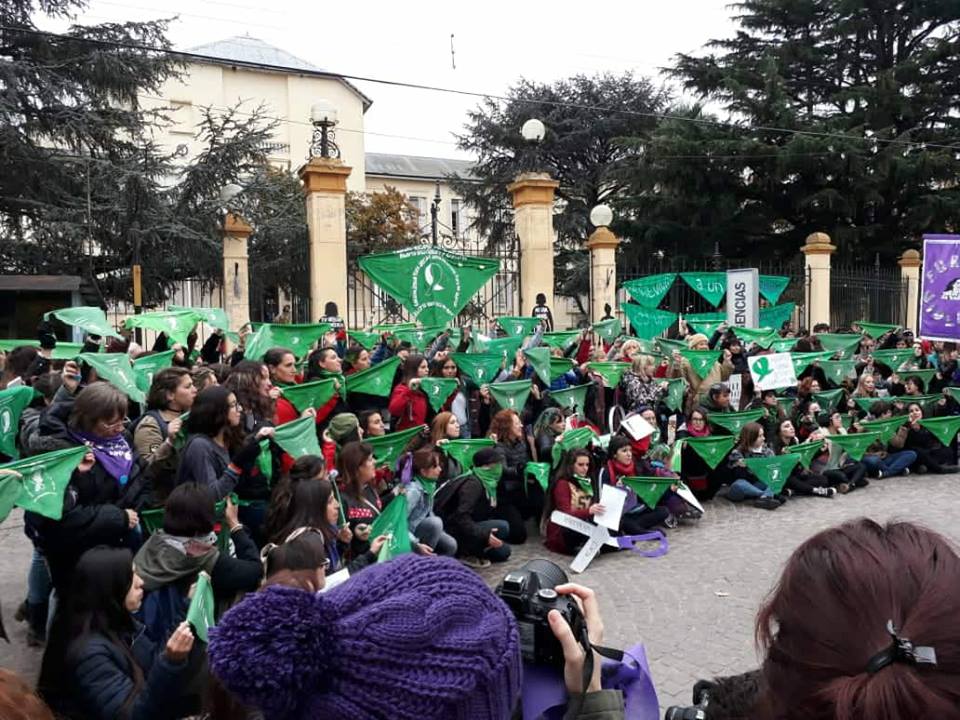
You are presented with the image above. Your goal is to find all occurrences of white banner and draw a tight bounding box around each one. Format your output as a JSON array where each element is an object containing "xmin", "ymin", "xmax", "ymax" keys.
[
  {"xmin": 748, "ymin": 352, "xmax": 797, "ymax": 391},
  {"xmin": 726, "ymin": 268, "xmax": 759, "ymax": 328}
]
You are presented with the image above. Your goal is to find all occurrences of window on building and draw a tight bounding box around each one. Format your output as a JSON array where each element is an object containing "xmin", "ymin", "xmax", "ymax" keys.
[
  {"xmin": 169, "ymin": 100, "xmax": 194, "ymax": 135},
  {"xmin": 408, "ymin": 196, "xmax": 427, "ymax": 230},
  {"xmin": 450, "ymin": 199, "xmax": 462, "ymax": 237}
]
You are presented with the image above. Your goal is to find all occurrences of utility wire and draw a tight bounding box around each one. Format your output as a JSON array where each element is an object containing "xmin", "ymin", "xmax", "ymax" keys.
[{"xmin": 4, "ymin": 24, "xmax": 958, "ymax": 153}]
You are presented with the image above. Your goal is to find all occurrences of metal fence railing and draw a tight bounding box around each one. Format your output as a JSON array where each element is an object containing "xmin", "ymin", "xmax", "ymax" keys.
[{"xmin": 830, "ymin": 264, "xmax": 908, "ymax": 331}]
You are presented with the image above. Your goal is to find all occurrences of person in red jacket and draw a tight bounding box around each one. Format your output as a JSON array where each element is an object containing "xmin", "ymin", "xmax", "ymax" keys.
[
  {"xmin": 388, "ymin": 354, "xmax": 429, "ymax": 431},
  {"xmin": 542, "ymin": 448, "xmax": 605, "ymax": 555}
]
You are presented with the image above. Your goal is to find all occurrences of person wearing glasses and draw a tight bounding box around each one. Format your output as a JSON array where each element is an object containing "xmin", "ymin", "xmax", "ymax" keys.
[
  {"xmin": 27, "ymin": 381, "xmax": 147, "ymax": 597},
  {"xmin": 675, "ymin": 406, "xmax": 727, "ymax": 499},
  {"xmin": 429, "ymin": 354, "xmax": 471, "ymax": 438},
  {"xmin": 177, "ymin": 387, "xmax": 274, "ymax": 501}
]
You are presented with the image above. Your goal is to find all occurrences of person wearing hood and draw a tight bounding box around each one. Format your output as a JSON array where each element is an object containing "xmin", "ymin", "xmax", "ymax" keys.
[{"xmin": 132, "ymin": 483, "xmax": 262, "ymax": 643}]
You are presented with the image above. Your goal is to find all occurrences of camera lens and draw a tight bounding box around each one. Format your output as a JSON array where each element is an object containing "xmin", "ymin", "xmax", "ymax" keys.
[{"xmin": 519, "ymin": 559, "xmax": 568, "ymax": 590}]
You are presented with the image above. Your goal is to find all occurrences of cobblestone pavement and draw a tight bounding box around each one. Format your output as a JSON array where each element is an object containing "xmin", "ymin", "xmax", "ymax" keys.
[{"xmin": 2, "ymin": 473, "xmax": 958, "ymax": 714}]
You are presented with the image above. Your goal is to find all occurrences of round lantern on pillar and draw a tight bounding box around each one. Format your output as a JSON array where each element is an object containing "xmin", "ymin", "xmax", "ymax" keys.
[{"xmin": 587, "ymin": 204, "xmax": 620, "ymax": 325}]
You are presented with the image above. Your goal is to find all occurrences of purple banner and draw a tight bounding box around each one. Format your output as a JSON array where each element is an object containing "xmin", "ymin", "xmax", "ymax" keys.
[{"xmin": 920, "ymin": 235, "xmax": 960, "ymax": 341}]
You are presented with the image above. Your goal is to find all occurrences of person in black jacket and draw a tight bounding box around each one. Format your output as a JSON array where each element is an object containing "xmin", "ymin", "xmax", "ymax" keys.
[
  {"xmin": 26, "ymin": 379, "xmax": 144, "ymax": 595},
  {"xmin": 433, "ymin": 447, "xmax": 511, "ymax": 568},
  {"xmin": 39, "ymin": 546, "xmax": 195, "ymax": 720},
  {"xmin": 132, "ymin": 483, "xmax": 263, "ymax": 644},
  {"xmin": 487, "ymin": 409, "xmax": 539, "ymax": 544}
]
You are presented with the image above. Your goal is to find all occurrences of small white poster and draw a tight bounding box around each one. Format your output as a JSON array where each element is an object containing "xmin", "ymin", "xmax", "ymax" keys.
[
  {"xmin": 748, "ymin": 352, "xmax": 798, "ymax": 391},
  {"xmin": 594, "ymin": 484, "xmax": 627, "ymax": 531},
  {"xmin": 728, "ymin": 374, "xmax": 743, "ymax": 411}
]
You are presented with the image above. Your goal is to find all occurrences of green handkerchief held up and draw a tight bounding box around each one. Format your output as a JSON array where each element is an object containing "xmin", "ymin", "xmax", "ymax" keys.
[
  {"xmin": 0, "ymin": 445, "xmax": 87, "ymax": 522},
  {"xmin": 272, "ymin": 416, "xmax": 323, "ymax": 459},
  {"xmin": 707, "ymin": 410, "xmax": 764, "ymax": 436},
  {"xmin": 370, "ymin": 494, "xmax": 413, "ymax": 562},
  {"xmin": 742, "ymin": 454, "xmax": 797, "ymax": 494},
  {"xmin": 825, "ymin": 432, "xmax": 881, "ymax": 461},
  {"xmin": 620, "ymin": 477, "xmax": 673, "ymax": 509},
  {"xmin": 679, "ymin": 350, "xmax": 720, "ymax": 380},
  {"xmin": 186, "ymin": 570, "xmax": 216, "ymax": 642},
  {"xmin": 551, "ymin": 426, "xmax": 598, "ymax": 468},
  {"xmin": 365, "ymin": 425, "xmax": 427, "ymax": 469},
  {"xmin": 918, "ymin": 416, "xmax": 960, "ymax": 447},
  {"xmin": 781, "ymin": 439, "xmax": 825, "ymax": 469},
  {"xmin": 441, "ymin": 439, "xmax": 496, "ymax": 471},
  {"xmin": 684, "ymin": 435, "xmax": 735, "ymax": 469},
  {"xmin": 345, "ymin": 356, "xmax": 402, "ymax": 398},
  {"xmin": 549, "ymin": 383, "xmax": 592, "ymax": 413},
  {"xmin": 418, "ymin": 377, "xmax": 460, "ymax": 412},
  {"xmin": 487, "ymin": 380, "xmax": 532, "ymax": 412}
]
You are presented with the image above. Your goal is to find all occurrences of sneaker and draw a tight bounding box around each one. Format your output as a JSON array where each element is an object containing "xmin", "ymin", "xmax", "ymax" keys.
[
  {"xmin": 459, "ymin": 556, "xmax": 491, "ymax": 569},
  {"xmin": 753, "ymin": 497, "xmax": 781, "ymax": 510},
  {"xmin": 14, "ymin": 600, "xmax": 26, "ymax": 623},
  {"xmin": 916, "ymin": 464, "xmax": 929, "ymax": 474},
  {"xmin": 775, "ymin": 494, "xmax": 788, "ymax": 504},
  {"xmin": 837, "ymin": 483, "xmax": 851, "ymax": 494},
  {"xmin": 714, "ymin": 485, "xmax": 730, "ymax": 499},
  {"xmin": 782, "ymin": 488, "xmax": 794, "ymax": 498},
  {"xmin": 680, "ymin": 507, "xmax": 703, "ymax": 521},
  {"xmin": 858, "ymin": 478, "xmax": 870, "ymax": 488},
  {"xmin": 903, "ymin": 468, "xmax": 911, "ymax": 476},
  {"xmin": 812, "ymin": 486, "xmax": 836, "ymax": 498},
  {"xmin": 664, "ymin": 514, "xmax": 679, "ymax": 529},
  {"xmin": 877, "ymin": 470, "xmax": 885, "ymax": 479},
  {"xmin": 937, "ymin": 465, "xmax": 959, "ymax": 474}
]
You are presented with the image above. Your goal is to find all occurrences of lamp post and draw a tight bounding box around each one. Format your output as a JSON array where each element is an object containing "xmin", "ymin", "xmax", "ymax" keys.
[
  {"xmin": 310, "ymin": 100, "xmax": 340, "ymax": 159},
  {"xmin": 430, "ymin": 180, "xmax": 441, "ymax": 246},
  {"xmin": 587, "ymin": 204, "xmax": 620, "ymax": 325},
  {"xmin": 520, "ymin": 118, "xmax": 546, "ymax": 174}
]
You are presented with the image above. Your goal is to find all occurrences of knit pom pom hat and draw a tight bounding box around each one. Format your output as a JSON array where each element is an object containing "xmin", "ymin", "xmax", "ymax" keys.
[
  {"xmin": 686, "ymin": 333, "xmax": 709, "ymax": 349},
  {"xmin": 208, "ymin": 554, "xmax": 521, "ymax": 720}
]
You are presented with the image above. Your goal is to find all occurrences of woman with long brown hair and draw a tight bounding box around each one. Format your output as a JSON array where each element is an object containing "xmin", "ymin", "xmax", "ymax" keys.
[
  {"xmin": 487, "ymin": 409, "xmax": 537, "ymax": 544},
  {"xmin": 387, "ymin": 354, "xmax": 430, "ymax": 431}
]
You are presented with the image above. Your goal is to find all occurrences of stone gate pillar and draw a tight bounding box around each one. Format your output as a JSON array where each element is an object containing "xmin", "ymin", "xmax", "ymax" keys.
[
  {"xmin": 801, "ymin": 232, "xmax": 835, "ymax": 328},
  {"xmin": 507, "ymin": 173, "xmax": 559, "ymax": 315}
]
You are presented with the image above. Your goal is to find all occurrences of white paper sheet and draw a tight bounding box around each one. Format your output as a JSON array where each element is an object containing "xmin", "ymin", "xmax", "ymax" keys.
[{"xmin": 594, "ymin": 484, "xmax": 627, "ymax": 530}]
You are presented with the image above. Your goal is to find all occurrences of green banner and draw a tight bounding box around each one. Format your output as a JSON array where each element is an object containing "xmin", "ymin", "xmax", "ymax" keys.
[
  {"xmin": 591, "ymin": 318, "xmax": 622, "ymax": 342},
  {"xmin": 132, "ymin": 350, "xmax": 175, "ymax": 394},
  {"xmin": 549, "ymin": 383, "xmax": 592, "ymax": 412},
  {"xmin": 855, "ymin": 321, "xmax": 899, "ymax": 338},
  {"xmin": 541, "ymin": 330, "xmax": 581, "ymax": 351},
  {"xmin": 587, "ymin": 362, "xmax": 631, "ymax": 387},
  {"xmin": 551, "ymin": 426, "xmax": 598, "ymax": 468},
  {"xmin": 759, "ymin": 303, "xmax": 795, "ymax": 330},
  {"xmin": 186, "ymin": 570, "xmax": 216, "ymax": 642},
  {"xmin": 347, "ymin": 330, "xmax": 383, "ymax": 350},
  {"xmin": 768, "ymin": 338, "xmax": 797, "ymax": 353},
  {"xmin": 441, "ymin": 438, "xmax": 495, "ymax": 471},
  {"xmin": 917, "ymin": 416, "xmax": 960, "ymax": 446},
  {"xmin": 758, "ymin": 275, "xmax": 790, "ymax": 305},
  {"xmin": 622, "ymin": 304, "xmax": 677, "ymax": 340},
  {"xmin": 791, "ymin": 351, "xmax": 833, "ymax": 377},
  {"xmin": 707, "ymin": 409, "xmax": 764, "ymax": 435},
  {"xmin": 358, "ymin": 247, "xmax": 500, "ymax": 326},
  {"xmin": 280, "ymin": 379, "xmax": 338, "ymax": 413},
  {"xmin": 77, "ymin": 352, "xmax": 145, "ymax": 403},
  {"xmin": 524, "ymin": 461, "xmax": 552, "ymax": 491},
  {"xmin": 370, "ymin": 494, "xmax": 413, "ymax": 562},
  {"xmin": 169, "ymin": 306, "xmax": 230, "ymax": 331},
  {"xmin": 124, "ymin": 310, "xmax": 198, "ymax": 346},
  {"xmin": 497, "ymin": 316, "xmax": 541, "ymax": 338},
  {"xmin": 859, "ymin": 416, "xmax": 908, "ymax": 443},
  {"xmin": 826, "ymin": 431, "xmax": 881, "ymax": 461},
  {"xmin": 0, "ymin": 386, "xmax": 36, "ymax": 459},
  {"xmin": 663, "ymin": 377, "xmax": 687, "ymax": 412},
  {"xmin": 621, "ymin": 273, "xmax": 676, "ymax": 308},
  {"xmin": 418, "ymin": 377, "xmax": 459, "ymax": 412},
  {"xmin": 272, "ymin": 416, "xmax": 323, "ymax": 459},
  {"xmin": 393, "ymin": 325, "xmax": 446, "ymax": 350},
  {"xmin": 366, "ymin": 425, "xmax": 427, "ymax": 469},
  {"xmin": 679, "ymin": 349, "xmax": 719, "ymax": 380},
  {"xmin": 684, "ymin": 435, "xmax": 735, "ymax": 469},
  {"xmin": 0, "ymin": 445, "xmax": 87, "ymax": 521},
  {"xmin": 345, "ymin": 356, "xmax": 401, "ymax": 398},
  {"xmin": 448, "ymin": 352, "xmax": 503, "ymax": 386},
  {"xmin": 621, "ymin": 476, "xmax": 673, "ymax": 508},
  {"xmin": 781, "ymin": 439, "xmax": 825, "ymax": 469},
  {"xmin": 743, "ymin": 454, "xmax": 797, "ymax": 494},
  {"xmin": 244, "ymin": 322, "xmax": 332, "ymax": 362},
  {"xmin": 487, "ymin": 380, "xmax": 532, "ymax": 412},
  {"xmin": 870, "ymin": 348, "xmax": 913, "ymax": 370},
  {"xmin": 812, "ymin": 389, "xmax": 845, "ymax": 412},
  {"xmin": 680, "ymin": 272, "xmax": 727, "ymax": 307},
  {"xmin": 817, "ymin": 333, "xmax": 862, "ymax": 357},
  {"xmin": 45, "ymin": 306, "xmax": 120, "ymax": 338},
  {"xmin": 819, "ymin": 360, "xmax": 856, "ymax": 385}
]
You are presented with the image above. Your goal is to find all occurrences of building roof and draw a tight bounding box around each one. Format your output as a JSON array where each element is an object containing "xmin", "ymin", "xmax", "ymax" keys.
[
  {"xmin": 365, "ymin": 153, "xmax": 476, "ymax": 181},
  {"xmin": 183, "ymin": 36, "xmax": 373, "ymax": 111},
  {"xmin": 0, "ymin": 275, "xmax": 81, "ymax": 292}
]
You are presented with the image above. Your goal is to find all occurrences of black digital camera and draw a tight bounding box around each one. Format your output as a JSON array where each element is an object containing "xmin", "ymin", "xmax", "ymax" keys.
[{"xmin": 495, "ymin": 559, "xmax": 586, "ymax": 667}]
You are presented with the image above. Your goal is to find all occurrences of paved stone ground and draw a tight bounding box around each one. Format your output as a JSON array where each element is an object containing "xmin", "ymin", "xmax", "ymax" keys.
[{"xmin": 2, "ymin": 473, "xmax": 958, "ymax": 714}]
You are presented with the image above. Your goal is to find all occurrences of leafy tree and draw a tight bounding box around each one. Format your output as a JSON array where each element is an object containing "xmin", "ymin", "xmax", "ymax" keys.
[
  {"xmin": 665, "ymin": 0, "xmax": 960, "ymax": 262},
  {"xmin": 454, "ymin": 73, "xmax": 670, "ymax": 310},
  {"xmin": 345, "ymin": 186, "xmax": 420, "ymax": 266}
]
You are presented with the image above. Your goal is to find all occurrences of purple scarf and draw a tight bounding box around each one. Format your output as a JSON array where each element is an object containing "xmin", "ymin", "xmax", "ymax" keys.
[{"xmin": 69, "ymin": 429, "xmax": 134, "ymax": 485}]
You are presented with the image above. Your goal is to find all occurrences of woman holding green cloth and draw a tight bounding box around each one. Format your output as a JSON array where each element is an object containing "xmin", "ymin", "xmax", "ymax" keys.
[
  {"xmin": 406, "ymin": 446, "xmax": 457, "ymax": 556},
  {"xmin": 542, "ymin": 448, "xmax": 605, "ymax": 555}
]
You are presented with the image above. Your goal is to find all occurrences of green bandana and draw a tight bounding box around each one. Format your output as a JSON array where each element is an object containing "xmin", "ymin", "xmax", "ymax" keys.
[
  {"xmin": 77, "ymin": 352, "xmax": 146, "ymax": 403},
  {"xmin": 473, "ymin": 334, "xmax": 524, "ymax": 362},
  {"xmin": 825, "ymin": 431, "xmax": 881, "ymax": 461},
  {"xmin": 244, "ymin": 322, "xmax": 332, "ymax": 362},
  {"xmin": 473, "ymin": 463, "xmax": 503, "ymax": 500},
  {"xmin": 791, "ymin": 351, "xmax": 833, "ymax": 377},
  {"xmin": 549, "ymin": 383, "xmax": 591, "ymax": 412},
  {"xmin": 497, "ymin": 316, "xmax": 542, "ymax": 338},
  {"xmin": 525, "ymin": 462, "xmax": 552, "ymax": 491},
  {"xmin": 768, "ymin": 338, "xmax": 797, "ymax": 353},
  {"xmin": 917, "ymin": 415, "xmax": 960, "ymax": 446},
  {"xmin": 781, "ymin": 439, "xmax": 825, "ymax": 469},
  {"xmin": 679, "ymin": 350, "xmax": 720, "ymax": 380},
  {"xmin": 591, "ymin": 318, "xmax": 622, "ymax": 343},
  {"xmin": 348, "ymin": 330, "xmax": 383, "ymax": 350},
  {"xmin": 551, "ymin": 426, "xmax": 598, "ymax": 468},
  {"xmin": 684, "ymin": 312, "xmax": 726, "ymax": 337},
  {"xmin": 620, "ymin": 476, "xmax": 673, "ymax": 508},
  {"xmin": 124, "ymin": 310, "xmax": 199, "ymax": 346},
  {"xmin": 419, "ymin": 377, "xmax": 460, "ymax": 412},
  {"xmin": 587, "ymin": 362, "xmax": 631, "ymax": 387},
  {"xmin": 684, "ymin": 435, "xmax": 735, "ymax": 469},
  {"xmin": 859, "ymin": 416, "xmax": 908, "ymax": 443},
  {"xmin": 449, "ymin": 353, "xmax": 504, "ymax": 387},
  {"xmin": 758, "ymin": 275, "xmax": 790, "ymax": 304},
  {"xmin": 622, "ymin": 303, "xmax": 677, "ymax": 340},
  {"xmin": 169, "ymin": 306, "xmax": 230, "ymax": 332},
  {"xmin": 812, "ymin": 389, "xmax": 845, "ymax": 413},
  {"xmin": 541, "ymin": 331, "xmax": 582, "ymax": 351},
  {"xmin": 272, "ymin": 416, "xmax": 323, "ymax": 459},
  {"xmin": 819, "ymin": 360, "xmax": 856, "ymax": 385},
  {"xmin": 680, "ymin": 272, "xmax": 727, "ymax": 307},
  {"xmin": 0, "ymin": 445, "xmax": 88, "ymax": 522},
  {"xmin": 45, "ymin": 306, "xmax": 120, "ymax": 338},
  {"xmin": 663, "ymin": 378, "xmax": 687, "ymax": 412},
  {"xmin": 366, "ymin": 425, "xmax": 427, "ymax": 469},
  {"xmin": 185, "ymin": 570, "xmax": 216, "ymax": 642},
  {"xmin": 487, "ymin": 380, "xmax": 532, "ymax": 411},
  {"xmin": 759, "ymin": 303, "xmax": 795, "ymax": 330},
  {"xmin": 900, "ymin": 368, "xmax": 936, "ymax": 391},
  {"xmin": 393, "ymin": 325, "xmax": 446, "ymax": 351},
  {"xmin": 280, "ymin": 378, "xmax": 338, "ymax": 412},
  {"xmin": 742, "ymin": 454, "xmax": 797, "ymax": 494},
  {"xmin": 416, "ymin": 476, "xmax": 438, "ymax": 503},
  {"xmin": 855, "ymin": 321, "xmax": 899, "ymax": 338},
  {"xmin": 0, "ymin": 386, "xmax": 37, "ymax": 459},
  {"xmin": 440, "ymin": 438, "xmax": 496, "ymax": 471},
  {"xmin": 345, "ymin": 356, "xmax": 400, "ymax": 398},
  {"xmin": 707, "ymin": 410, "xmax": 764, "ymax": 436},
  {"xmin": 132, "ymin": 350, "xmax": 175, "ymax": 394},
  {"xmin": 370, "ymin": 493, "xmax": 413, "ymax": 562},
  {"xmin": 572, "ymin": 473, "xmax": 594, "ymax": 496},
  {"xmin": 817, "ymin": 333, "xmax": 862, "ymax": 359}
]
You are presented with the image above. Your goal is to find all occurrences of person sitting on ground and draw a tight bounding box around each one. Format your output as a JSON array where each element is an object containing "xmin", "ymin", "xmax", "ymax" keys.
[
  {"xmin": 542, "ymin": 448, "xmax": 605, "ymax": 555},
  {"xmin": 532, "ymin": 406, "xmax": 565, "ymax": 464},
  {"xmin": 406, "ymin": 446, "xmax": 458, "ymax": 556},
  {"xmin": 488, "ymin": 408, "xmax": 539, "ymax": 544},
  {"xmin": 39, "ymin": 546, "xmax": 195, "ymax": 720},
  {"xmin": 770, "ymin": 419, "xmax": 836, "ymax": 498},
  {"xmin": 723, "ymin": 422, "xmax": 783, "ymax": 511},
  {"xmin": 856, "ymin": 401, "xmax": 917, "ymax": 478},
  {"xmin": 432, "ymin": 447, "xmax": 512, "ymax": 568},
  {"xmin": 598, "ymin": 436, "xmax": 671, "ymax": 531},
  {"xmin": 429, "ymin": 410, "xmax": 463, "ymax": 480},
  {"xmin": 812, "ymin": 412, "xmax": 869, "ymax": 492},
  {"xmin": 902, "ymin": 402, "xmax": 959, "ymax": 474}
]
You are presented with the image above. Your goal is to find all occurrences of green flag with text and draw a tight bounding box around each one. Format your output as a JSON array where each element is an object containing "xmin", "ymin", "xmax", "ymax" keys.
[
  {"xmin": 449, "ymin": 353, "xmax": 503, "ymax": 386},
  {"xmin": 124, "ymin": 310, "xmax": 198, "ymax": 346},
  {"xmin": 132, "ymin": 351, "xmax": 175, "ymax": 394},
  {"xmin": 621, "ymin": 273, "xmax": 676, "ymax": 307},
  {"xmin": 623, "ymin": 303, "xmax": 677, "ymax": 340},
  {"xmin": 358, "ymin": 247, "xmax": 500, "ymax": 326},
  {"xmin": 1, "ymin": 445, "xmax": 87, "ymax": 520},
  {"xmin": 77, "ymin": 353, "xmax": 145, "ymax": 403},
  {"xmin": 680, "ymin": 272, "xmax": 727, "ymax": 307},
  {"xmin": 280, "ymin": 379, "xmax": 338, "ymax": 413},
  {"xmin": 345, "ymin": 356, "xmax": 401, "ymax": 398},
  {"xmin": 45, "ymin": 306, "xmax": 120, "ymax": 338},
  {"xmin": 758, "ymin": 275, "xmax": 790, "ymax": 305},
  {"xmin": 244, "ymin": 323, "xmax": 332, "ymax": 362}
]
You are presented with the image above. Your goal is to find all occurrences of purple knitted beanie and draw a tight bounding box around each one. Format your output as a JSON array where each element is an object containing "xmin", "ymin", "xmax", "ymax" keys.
[{"xmin": 208, "ymin": 554, "xmax": 521, "ymax": 720}]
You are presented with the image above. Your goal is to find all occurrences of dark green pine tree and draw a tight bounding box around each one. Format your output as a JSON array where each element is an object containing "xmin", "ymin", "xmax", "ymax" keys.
[{"xmin": 664, "ymin": 0, "xmax": 960, "ymax": 262}]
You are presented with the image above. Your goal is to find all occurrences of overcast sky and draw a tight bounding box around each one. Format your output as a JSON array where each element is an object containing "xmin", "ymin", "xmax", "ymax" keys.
[{"xmin": 43, "ymin": 0, "xmax": 738, "ymax": 158}]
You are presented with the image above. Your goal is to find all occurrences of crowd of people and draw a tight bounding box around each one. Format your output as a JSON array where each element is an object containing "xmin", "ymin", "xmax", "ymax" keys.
[{"xmin": 1, "ymin": 307, "xmax": 959, "ymax": 719}]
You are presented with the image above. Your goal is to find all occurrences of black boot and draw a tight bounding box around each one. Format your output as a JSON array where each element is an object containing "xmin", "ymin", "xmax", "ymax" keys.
[{"xmin": 25, "ymin": 600, "xmax": 47, "ymax": 647}]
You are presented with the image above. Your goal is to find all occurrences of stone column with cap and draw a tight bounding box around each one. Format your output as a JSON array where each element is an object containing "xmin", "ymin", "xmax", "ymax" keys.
[
  {"xmin": 222, "ymin": 212, "xmax": 253, "ymax": 332},
  {"xmin": 587, "ymin": 226, "xmax": 620, "ymax": 324},
  {"xmin": 299, "ymin": 158, "xmax": 352, "ymax": 322},
  {"xmin": 801, "ymin": 232, "xmax": 836, "ymax": 328},
  {"xmin": 898, "ymin": 249, "xmax": 921, "ymax": 332},
  {"xmin": 507, "ymin": 173, "xmax": 559, "ymax": 315}
]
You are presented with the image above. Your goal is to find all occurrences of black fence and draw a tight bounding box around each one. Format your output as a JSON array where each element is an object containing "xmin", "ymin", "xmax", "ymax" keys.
[
  {"xmin": 830, "ymin": 264, "xmax": 909, "ymax": 331},
  {"xmin": 617, "ymin": 257, "xmax": 810, "ymax": 331}
]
